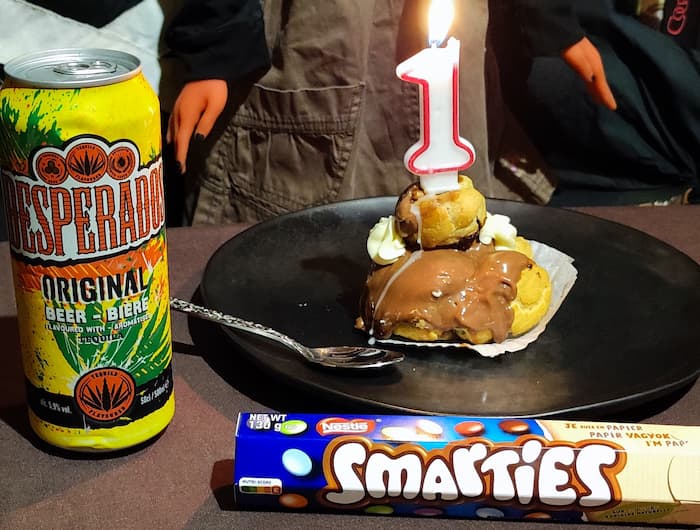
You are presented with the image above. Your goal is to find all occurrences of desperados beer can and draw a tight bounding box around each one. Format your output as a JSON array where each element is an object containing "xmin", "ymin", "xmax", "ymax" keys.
[{"xmin": 0, "ymin": 48, "xmax": 174, "ymax": 451}]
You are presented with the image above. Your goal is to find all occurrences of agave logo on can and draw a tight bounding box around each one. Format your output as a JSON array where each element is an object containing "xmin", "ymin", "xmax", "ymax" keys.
[{"xmin": 75, "ymin": 367, "xmax": 136, "ymax": 422}]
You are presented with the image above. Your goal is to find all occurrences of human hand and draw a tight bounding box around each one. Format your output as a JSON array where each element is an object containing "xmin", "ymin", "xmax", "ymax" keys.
[
  {"xmin": 561, "ymin": 37, "xmax": 617, "ymax": 111},
  {"xmin": 166, "ymin": 79, "xmax": 228, "ymax": 173}
]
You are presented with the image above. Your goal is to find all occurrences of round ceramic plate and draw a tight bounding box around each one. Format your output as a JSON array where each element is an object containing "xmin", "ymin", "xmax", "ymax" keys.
[{"xmin": 199, "ymin": 197, "xmax": 700, "ymax": 417}]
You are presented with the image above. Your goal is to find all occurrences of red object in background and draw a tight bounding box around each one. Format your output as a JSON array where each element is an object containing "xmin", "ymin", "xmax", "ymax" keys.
[{"xmin": 662, "ymin": 0, "xmax": 700, "ymax": 48}]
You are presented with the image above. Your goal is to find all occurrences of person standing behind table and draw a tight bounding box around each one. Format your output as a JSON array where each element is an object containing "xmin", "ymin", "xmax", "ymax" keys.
[
  {"xmin": 164, "ymin": 0, "xmax": 626, "ymax": 225},
  {"xmin": 491, "ymin": 0, "xmax": 618, "ymax": 114},
  {"xmin": 164, "ymin": 0, "xmax": 570, "ymax": 225},
  {"xmin": 486, "ymin": 0, "xmax": 618, "ymax": 206},
  {"xmin": 502, "ymin": 0, "xmax": 700, "ymax": 205}
]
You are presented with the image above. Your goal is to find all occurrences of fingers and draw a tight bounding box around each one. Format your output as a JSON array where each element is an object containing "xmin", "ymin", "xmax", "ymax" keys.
[
  {"xmin": 165, "ymin": 80, "xmax": 228, "ymax": 174},
  {"xmin": 193, "ymin": 80, "xmax": 228, "ymax": 139},
  {"xmin": 174, "ymin": 107, "xmax": 199, "ymax": 174},
  {"xmin": 561, "ymin": 37, "xmax": 617, "ymax": 111},
  {"xmin": 166, "ymin": 113, "xmax": 173, "ymax": 145},
  {"xmin": 590, "ymin": 73, "xmax": 617, "ymax": 111},
  {"xmin": 166, "ymin": 97, "xmax": 197, "ymax": 174},
  {"xmin": 591, "ymin": 75, "xmax": 617, "ymax": 110},
  {"xmin": 561, "ymin": 38, "xmax": 594, "ymax": 84},
  {"xmin": 580, "ymin": 38, "xmax": 617, "ymax": 111}
]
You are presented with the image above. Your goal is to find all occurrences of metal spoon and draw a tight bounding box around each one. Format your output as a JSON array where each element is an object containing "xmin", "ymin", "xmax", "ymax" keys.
[{"xmin": 169, "ymin": 298, "xmax": 404, "ymax": 369}]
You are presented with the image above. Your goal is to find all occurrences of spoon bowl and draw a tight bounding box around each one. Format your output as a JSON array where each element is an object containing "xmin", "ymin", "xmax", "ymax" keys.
[{"xmin": 170, "ymin": 298, "xmax": 404, "ymax": 369}]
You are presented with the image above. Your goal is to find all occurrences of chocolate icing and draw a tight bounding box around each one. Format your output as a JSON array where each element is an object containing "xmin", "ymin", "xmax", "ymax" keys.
[
  {"xmin": 394, "ymin": 183, "xmax": 422, "ymax": 243},
  {"xmin": 361, "ymin": 244, "xmax": 531, "ymax": 342}
]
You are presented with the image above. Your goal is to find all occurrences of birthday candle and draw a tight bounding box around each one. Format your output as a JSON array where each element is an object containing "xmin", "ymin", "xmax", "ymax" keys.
[{"xmin": 396, "ymin": 0, "xmax": 475, "ymax": 195}]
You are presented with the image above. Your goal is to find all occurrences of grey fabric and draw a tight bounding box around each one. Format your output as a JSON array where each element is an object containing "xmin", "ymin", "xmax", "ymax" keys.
[{"xmin": 185, "ymin": 0, "xmax": 551, "ymax": 224}]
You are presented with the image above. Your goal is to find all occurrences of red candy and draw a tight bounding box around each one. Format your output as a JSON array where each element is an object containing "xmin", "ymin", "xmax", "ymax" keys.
[
  {"xmin": 454, "ymin": 421, "xmax": 485, "ymax": 437},
  {"xmin": 498, "ymin": 419, "xmax": 530, "ymax": 435}
]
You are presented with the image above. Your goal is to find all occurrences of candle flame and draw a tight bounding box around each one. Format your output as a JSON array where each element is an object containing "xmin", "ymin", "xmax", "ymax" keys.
[{"xmin": 428, "ymin": 0, "xmax": 454, "ymax": 46}]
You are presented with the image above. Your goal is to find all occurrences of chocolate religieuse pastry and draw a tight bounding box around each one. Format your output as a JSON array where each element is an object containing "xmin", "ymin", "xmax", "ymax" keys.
[{"xmin": 355, "ymin": 175, "xmax": 552, "ymax": 345}]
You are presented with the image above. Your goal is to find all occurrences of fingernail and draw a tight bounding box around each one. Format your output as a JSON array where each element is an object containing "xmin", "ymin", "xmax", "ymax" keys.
[{"xmin": 194, "ymin": 133, "xmax": 205, "ymax": 142}]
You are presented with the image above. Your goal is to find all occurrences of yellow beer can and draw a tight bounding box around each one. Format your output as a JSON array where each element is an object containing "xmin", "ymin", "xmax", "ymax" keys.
[{"xmin": 0, "ymin": 49, "xmax": 174, "ymax": 451}]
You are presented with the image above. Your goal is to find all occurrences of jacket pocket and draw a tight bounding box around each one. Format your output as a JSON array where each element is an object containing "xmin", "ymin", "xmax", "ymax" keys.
[{"xmin": 205, "ymin": 82, "xmax": 364, "ymax": 221}]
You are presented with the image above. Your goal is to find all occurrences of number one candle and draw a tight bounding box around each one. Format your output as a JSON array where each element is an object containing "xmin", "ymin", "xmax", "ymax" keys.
[{"xmin": 396, "ymin": 0, "xmax": 475, "ymax": 195}]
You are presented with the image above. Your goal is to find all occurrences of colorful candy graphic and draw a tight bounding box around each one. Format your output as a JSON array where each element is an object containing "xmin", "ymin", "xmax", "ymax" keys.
[{"xmin": 234, "ymin": 413, "xmax": 699, "ymax": 525}]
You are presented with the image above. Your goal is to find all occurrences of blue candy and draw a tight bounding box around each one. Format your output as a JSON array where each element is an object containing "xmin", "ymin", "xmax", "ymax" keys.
[{"xmin": 282, "ymin": 448, "xmax": 313, "ymax": 477}]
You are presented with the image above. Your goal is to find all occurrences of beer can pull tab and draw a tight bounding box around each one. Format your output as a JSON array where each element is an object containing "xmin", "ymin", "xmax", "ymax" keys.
[{"xmin": 54, "ymin": 60, "xmax": 118, "ymax": 76}]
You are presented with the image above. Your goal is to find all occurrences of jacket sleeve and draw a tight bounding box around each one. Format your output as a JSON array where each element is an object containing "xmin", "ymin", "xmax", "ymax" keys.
[
  {"xmin": 165, "ymin": 0, "xmax": 270, "ymax": 81},
  {"xmin": 514, "ymin": 0, "xmax": 586, "ymax": 56}
]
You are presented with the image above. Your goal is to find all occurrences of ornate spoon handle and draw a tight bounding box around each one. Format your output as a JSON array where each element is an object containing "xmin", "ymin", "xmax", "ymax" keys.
[{"xmin": 169, "ymin": 298, "xmax": 302, "ymax": 353}]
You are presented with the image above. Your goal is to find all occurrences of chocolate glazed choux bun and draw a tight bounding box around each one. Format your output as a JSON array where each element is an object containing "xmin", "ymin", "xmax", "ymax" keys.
[
  {"xmin": 356, "ymin": 174, "xmax": 554, "ymax": 346},
  {"xmin": 395, "ymin": 175, "xmax": 487, "ymax": 250},
  {"xmin": 357, "ymin": 243, "xmax": 552, "ymax": 344}
]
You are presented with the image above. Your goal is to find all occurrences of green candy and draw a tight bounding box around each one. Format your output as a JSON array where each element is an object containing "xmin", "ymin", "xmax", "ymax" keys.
[
  {"xmin": 279, "ymin": 419, "xmax": 308, "ymax": 436},
  {"xmin": 365, "ymin": 505, "xmax": 394, "ymax": 515}
]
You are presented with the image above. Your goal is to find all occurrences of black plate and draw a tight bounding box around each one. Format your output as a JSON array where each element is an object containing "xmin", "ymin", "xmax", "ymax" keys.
[{"xmin": 199, "ymin": 198, "xmax": 700, "ymax": 418}]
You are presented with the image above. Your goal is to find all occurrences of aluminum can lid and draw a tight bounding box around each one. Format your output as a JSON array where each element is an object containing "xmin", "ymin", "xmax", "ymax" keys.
[{"xmin": 3, "ymin": 48, "xmax": 142, "ymax": 88}]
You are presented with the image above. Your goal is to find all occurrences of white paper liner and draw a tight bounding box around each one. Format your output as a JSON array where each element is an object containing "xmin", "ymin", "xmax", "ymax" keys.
[{"xmin": 374, "ymin": 241, "xmax": 578, "ymax": 358}]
